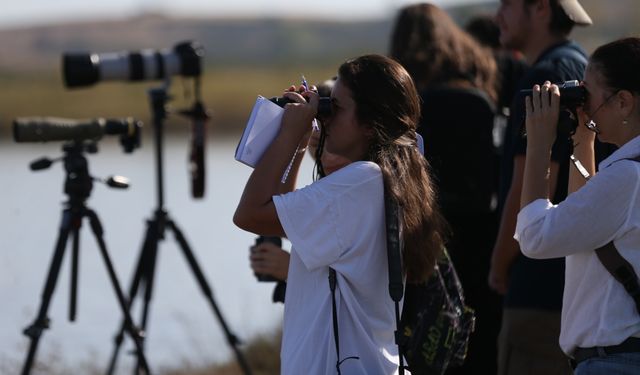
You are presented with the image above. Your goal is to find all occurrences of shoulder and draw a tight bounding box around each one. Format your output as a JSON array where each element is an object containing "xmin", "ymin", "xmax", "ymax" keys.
[
  {"xmin": 533, "ymin": 43, "xmax": 587, "ymax": 82},
  {"xmin": 325, "ymin": 161, "xmax": 382, "ymax": 185},
  {"xmin": 592, "ymin": 159, "xmax": 640, "ymax": 194}
]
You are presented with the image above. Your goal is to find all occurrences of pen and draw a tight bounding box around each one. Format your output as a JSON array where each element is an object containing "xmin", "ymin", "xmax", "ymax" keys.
[{"xmin": 301, "ymin": 74, "xmax": 319, "ymax": 133}]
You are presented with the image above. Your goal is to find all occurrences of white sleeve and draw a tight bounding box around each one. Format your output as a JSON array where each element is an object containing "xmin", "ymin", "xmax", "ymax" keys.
[
  {"xmin": 515, "ymin": 161, "xmax": 638, "ymax": 259},
  {"xmin": 273, "ymin": 163, "xmax": 383, "ymax": 271},
  {"xmin": 273, "ymin": 183, "xmax": 345, "ymax": 271}
]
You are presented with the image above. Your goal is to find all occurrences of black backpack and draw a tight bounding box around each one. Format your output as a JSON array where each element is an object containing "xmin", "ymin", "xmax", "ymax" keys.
[{"xmin": 385, "ymin": 193, "xmax": 475, "ymax": 375}]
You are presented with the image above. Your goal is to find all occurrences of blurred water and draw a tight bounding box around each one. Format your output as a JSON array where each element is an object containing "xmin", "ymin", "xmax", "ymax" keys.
[{"xmin": 0, "ymin": 134, "xmax": 315, "ymax": 372}]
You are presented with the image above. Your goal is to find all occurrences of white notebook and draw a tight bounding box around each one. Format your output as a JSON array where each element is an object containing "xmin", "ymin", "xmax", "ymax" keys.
[{"xmin": 235, "ymin": 96, "xmax": 284, "ymax": 167}]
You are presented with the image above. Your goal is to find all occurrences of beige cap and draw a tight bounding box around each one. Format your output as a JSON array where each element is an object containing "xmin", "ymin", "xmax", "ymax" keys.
[{"xmin": 558, "ymin": 0, "xmax": 593, "ymax": 26}]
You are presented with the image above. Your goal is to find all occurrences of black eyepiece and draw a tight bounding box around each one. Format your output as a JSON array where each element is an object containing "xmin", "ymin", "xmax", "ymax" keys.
[{"xmin": 63, "ymin": 53, "xmax": 100, "ymax": 88}]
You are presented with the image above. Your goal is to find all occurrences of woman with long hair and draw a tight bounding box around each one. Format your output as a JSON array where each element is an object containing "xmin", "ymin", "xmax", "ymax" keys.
[
  {"xmin": 389, "ymin": 2, "xmax": 497, "ymax": 100},
  {"xmin": 234, "ymin": 54, "xmax": 446, "ymax": 374}
]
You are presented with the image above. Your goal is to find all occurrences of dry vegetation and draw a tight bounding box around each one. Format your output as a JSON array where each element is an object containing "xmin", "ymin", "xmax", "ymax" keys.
[
  {"xmin": 0, "ymin": 65, "xmax": 338, "ymax": 138},
  {"xmin": 2, "ymin": 329, "xmax": 282, "ymax": 374}
]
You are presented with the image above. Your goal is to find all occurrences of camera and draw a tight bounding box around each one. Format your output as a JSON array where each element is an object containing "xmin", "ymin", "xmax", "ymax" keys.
[
  {"xmin": 13, "ymin": 117, "xmax": 142, "ymax": 152},
  {"xmin": 519, "ymin": 80, "xmax": 586, "ymax": 137},
  {"xmin": 62, "ymin": 40, "xmax": 203, "ymax": 88},
  {"xmin": 270, "ymin": 96, "xmax": 332, "ymax": 118}
]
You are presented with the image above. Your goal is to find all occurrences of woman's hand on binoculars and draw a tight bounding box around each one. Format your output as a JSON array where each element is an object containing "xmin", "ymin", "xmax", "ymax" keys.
[
  {"xmin": 525, "ymin": 81, "xmax": 560, "ymax": 151},
  {"xmin": 572, "ymin": 106, "xmax": 597, "ymax": 145},
  {"xmin": 281, "ymin": 85, "xmax": 319, "ymax": 140}
]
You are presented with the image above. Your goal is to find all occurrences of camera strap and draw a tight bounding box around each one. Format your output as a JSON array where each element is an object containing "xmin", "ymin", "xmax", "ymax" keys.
[
  {"xmin": 326, "ymin": 187, "xmax": 405, "ymax": 374},
  {"xmin": 328, "ymin": 267, "xmax": 359, "ymax": 374},
  {"xmin": 384, "ymin": 190, "xmax": 408, "ymax": 375}
]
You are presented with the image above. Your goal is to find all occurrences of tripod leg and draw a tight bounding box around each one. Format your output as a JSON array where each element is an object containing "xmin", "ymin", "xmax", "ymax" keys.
[
  {"xmin": 69, "ymin": 221, "xmax": 81, "ymax": 322},
  {"xmin": 107, "ymin": 218, "xmax": 159, "ymax": 375},
  {"xmin": 84, "ymin": 208, "xmax": 153, "ymax": 375},
  {"xmin": 134, "ymin": 219, "xmax": 161, "ymax": 375},
  {"xmin": 167, "ymin": 219, "xmax": 253, "ymax": 375},
  {"xmin": 21, "ymin": 209, "xmax": 73, "ymax": 375}
]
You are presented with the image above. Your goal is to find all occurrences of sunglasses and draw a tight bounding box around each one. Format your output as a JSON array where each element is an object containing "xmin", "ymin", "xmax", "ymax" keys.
[{"xmin": 584, "ymin": 90, "xmax": 620, "ymax": 134}]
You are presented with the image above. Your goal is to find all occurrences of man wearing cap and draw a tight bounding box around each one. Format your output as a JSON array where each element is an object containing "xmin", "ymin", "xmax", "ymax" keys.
[{"xmin": 488, "ymin": 0, "xmax": 598, "ymax": 374}]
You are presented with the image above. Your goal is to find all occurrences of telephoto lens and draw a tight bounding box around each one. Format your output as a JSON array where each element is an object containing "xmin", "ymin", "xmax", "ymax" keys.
[{"xmin": 62, "ymin": 40, "xmax": 203, "ymax": 88}]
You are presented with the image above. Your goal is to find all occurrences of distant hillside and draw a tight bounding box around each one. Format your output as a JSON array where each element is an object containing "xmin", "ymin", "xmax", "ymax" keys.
[
  {"xmin": 0, "ymin": 3, "xmax": 499, "ymax": 73},
  {"xmin": 0, "ymin": 0, "xmax": 635, "ymax": 74},
  {"xmin": 0, "ymin": 14, "xmax": 392, "ymax": 73},
  {"xmin": 0, "ymin": 0, "xmax": 636, "ymax": 134}
]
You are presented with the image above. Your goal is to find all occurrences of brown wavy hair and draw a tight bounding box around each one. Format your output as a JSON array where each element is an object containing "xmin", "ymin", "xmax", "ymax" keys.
[
  {"xmin": 389, "ymin": 3, "xmax": 497, "ymax": 102},
  {"xmin": 321, "ymin": 54, "xmax": 448, "ymax": 282}
]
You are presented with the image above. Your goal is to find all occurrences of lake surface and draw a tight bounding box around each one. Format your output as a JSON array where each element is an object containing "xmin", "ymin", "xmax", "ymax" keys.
[{"xmin": 0, "ymin": 134, "xmax": 316, "ymax": 373}]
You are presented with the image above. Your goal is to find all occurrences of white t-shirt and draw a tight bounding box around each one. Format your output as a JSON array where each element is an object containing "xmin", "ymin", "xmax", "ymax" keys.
[
  {"xmin": 273, "ymin": 161, "xmax": 401, "ymax": 375},
  {"xmin": 515, "ymin": 135, "xmax": 640, "ymax": 355}
]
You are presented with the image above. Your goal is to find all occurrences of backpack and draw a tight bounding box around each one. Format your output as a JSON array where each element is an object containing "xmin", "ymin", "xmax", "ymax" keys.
[
  {"xmin": 385, "ymin": 192, "xmax": 475, "ymax": 375},
  {"xmin": 398, "ymin": 251, "xmax": 476, "ymax": 374}
]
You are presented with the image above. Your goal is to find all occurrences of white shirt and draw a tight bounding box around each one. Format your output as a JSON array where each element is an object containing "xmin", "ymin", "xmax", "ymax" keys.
[
  {"xmin": 274, "ymin": 161, "xmax": 401, "ymax": 375},
  {"xmin": 515, "ymin": 135, "xmax": 640, "ymax": 356}
]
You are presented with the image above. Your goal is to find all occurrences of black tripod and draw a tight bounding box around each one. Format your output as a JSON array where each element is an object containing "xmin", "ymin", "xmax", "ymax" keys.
[
  {"xmin": 106, "ymin": 85, "xmax": 252, "ymax": 375},
  {"xmin": 21, "ymin": 141, "xmax": 151, "ymax": 375}
]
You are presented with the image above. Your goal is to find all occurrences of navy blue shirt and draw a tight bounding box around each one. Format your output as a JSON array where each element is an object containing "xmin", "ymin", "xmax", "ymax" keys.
[{"xmin": 500, "ymin": 41, "xmax": 586, "ymax": 310}]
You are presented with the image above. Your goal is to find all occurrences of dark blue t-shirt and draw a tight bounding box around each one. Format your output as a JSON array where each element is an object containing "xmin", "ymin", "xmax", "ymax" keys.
[{"xmin": 499, "ymin": 41, "xmax": 586, "ymax": 310}]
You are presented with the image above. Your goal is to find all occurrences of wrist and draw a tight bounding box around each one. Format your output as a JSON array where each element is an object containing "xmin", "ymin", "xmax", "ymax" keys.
[{"xmin": 571, "ymin": 136, "xmax": 595, "ymax": 149}]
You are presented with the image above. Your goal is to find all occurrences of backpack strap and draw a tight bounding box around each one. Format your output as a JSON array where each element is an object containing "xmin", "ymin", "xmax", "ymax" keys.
[
  {"xmin": 328, "ymin": 268, "xmax": 359, "ymax": 374},
  {"xmin": 384, "ymin": 190, "xmax": 407, "ymax": 374},
  {"xmin": 595, "ymin": 242, "xmax": 640, "ymax": 314}
]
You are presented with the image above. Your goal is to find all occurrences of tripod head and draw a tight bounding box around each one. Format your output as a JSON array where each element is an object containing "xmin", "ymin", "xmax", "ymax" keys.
[{"xmin": 29, "ymin": 140, "xmax": 129, "ymax": 206}]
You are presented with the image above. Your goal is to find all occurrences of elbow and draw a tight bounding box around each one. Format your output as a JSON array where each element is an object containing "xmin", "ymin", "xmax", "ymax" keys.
[
  {"xmin": 233, "ymin": 206, "xmax": 252, "ymax": 232},
  {"xmin": 233, "ymin": 206, "xmax": 265, "ymax": 234},
  {"xmin": 518, "ymin": 238, "xmax": 551, "ymax": 259}
]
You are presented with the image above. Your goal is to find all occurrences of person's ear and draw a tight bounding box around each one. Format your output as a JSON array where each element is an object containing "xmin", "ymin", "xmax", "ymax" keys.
[
  {"xmin": 617, "ymin": 90, "xmax": 637, "ymax": 119},
  {"xmin": 535, "ymin": 0, "xmax": 552, "ymax": 21}
]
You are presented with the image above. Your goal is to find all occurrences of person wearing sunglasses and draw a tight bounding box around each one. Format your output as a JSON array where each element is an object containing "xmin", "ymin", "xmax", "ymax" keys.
[{"xmin": 516, "ymin": 37, "xmax": 640, "ymax": 374}]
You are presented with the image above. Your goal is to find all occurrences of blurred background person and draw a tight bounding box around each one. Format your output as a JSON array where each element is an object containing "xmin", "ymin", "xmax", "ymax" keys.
[
  {"xmin": 390, "ymin": 3, "xmax": 502, "ymax": 374},
  {"xmin": 516, "ymin": 36, "xmax": 640, "ymax": 375},
  {"xmin": 465, "ymin": 14, "xmax": 528, "ymax": 116}
]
